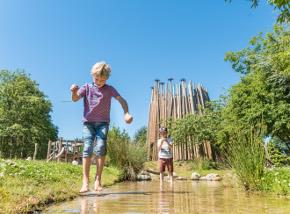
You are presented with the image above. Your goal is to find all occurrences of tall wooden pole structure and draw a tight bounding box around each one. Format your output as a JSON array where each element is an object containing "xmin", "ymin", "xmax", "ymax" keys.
[{"xmin": 147, "ymin": 79, "xmax": 213, "ymax": 161}]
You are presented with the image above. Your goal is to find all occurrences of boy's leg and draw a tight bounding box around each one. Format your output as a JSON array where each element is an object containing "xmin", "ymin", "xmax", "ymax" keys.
[
  {"xmin": 80, "ymin": 157, "xmax": 91, "ymax": 192},
  {"xmin": 93, "ymin": 122, "xmax": 109, "ymax": 191},
  {"xmin": 168, "ymin": 171, "xmax": 173, "ymax": 182},
  {"xmin": 95, "ymin": 155, "xmax": 105, "ymax": 191},
  {"xmin": 159, "ymin": 159, "xmax": 166, "ymax": 191},
  {"xmin": 168, "ymin": 158, "xmax": 174, "ymax": 182},
  {"xmin": 159, "ymin": 172, "xmax": 164, "ymax": 191},
  {"xmin": 160, "ymin": 172, "xmax": 164, "ymax": 182},
  {"xmin": 159, "ymin": 158, "xmax": 165, "ymax": 183},
  {"xmin": 80, "ymin": 123, "xmax": 95, "ymax": 193}
]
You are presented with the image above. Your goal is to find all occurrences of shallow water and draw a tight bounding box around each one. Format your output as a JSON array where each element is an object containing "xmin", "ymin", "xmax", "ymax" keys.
[{"xmin": 44, "ymin": 180, "xmax": 290, "ymax": 213}]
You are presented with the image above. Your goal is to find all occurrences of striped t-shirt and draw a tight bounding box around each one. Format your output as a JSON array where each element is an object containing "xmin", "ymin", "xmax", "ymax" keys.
[{"xmin": 77, "ymin": 83, "xmax": 120, "ymax": 123}]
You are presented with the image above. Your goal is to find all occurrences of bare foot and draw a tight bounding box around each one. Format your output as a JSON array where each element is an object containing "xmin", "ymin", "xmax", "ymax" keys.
[
  {"xmin": 94, "ymin": 180, "xmax": 103, "ymax": 191},
  {"xmin": 79, "ymin": 184, "xmax": 89, "ymax": 193},
  {"xmin": 95, "ymin": 186, "xmax": 103, "ymax": 191}
]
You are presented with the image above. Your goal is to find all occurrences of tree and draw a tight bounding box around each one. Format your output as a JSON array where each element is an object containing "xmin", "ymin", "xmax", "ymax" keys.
[
  {"xmin": 225, "ymin": 0, "xmax": 290, "ymax": 23},
  {"xmin": 0, "ymin": 70, "xmax": 58, "ymax": 158},
  {"xmin": 133, "ymin": 126, "xmax": 147, "ymax": 145},
  {"xmin": 168, "ymin": 101, "xmax": 225, "ymax": 161},
  {"xmin": 224, "ymin": 25, "xmax": 290, "ymax": 149}
]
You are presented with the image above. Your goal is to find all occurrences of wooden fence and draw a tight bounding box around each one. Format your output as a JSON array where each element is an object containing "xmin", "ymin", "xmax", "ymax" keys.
[
  {"xmin": 46, "ymin": 139, "xmax": 83, "ymax": 163},
  {"xmin": 146, "ymin": 79, "xmax": 213, "ymax": 161}
]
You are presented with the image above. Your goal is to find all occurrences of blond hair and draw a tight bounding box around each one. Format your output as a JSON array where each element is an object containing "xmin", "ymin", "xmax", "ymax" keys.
[{"xmin": 91, "ymin": 61, "xmax": 111, "ymax": 78}]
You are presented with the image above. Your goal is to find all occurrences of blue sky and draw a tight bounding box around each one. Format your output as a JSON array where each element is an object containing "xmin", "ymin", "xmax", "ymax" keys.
[{"xmin": 0, "ymin": 0, "xmax": 276, "ymax": 139}]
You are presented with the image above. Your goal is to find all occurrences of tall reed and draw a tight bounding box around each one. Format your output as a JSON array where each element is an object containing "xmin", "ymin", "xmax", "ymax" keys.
[
  {"xmin": 225, "ymin": 129, "xmax": 265, "ymax": 190},
  {"xmin": 107, "ymin": 127, "xmax": 147, "ymax": 180}
]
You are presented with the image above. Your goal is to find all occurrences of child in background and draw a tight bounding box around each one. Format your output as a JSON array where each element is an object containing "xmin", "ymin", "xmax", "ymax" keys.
[{"xmin": 157, "ymin": 127, "xmax": 173, "ymax": 185}]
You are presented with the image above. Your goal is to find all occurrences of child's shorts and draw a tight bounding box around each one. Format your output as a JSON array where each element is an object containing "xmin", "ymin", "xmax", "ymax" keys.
[
  {"xmin": 82, "ymin": 122, "xmax": 109, "ymax": 157},
  {"xmin": 159, "ymin": 158, "xmax": 173, "ymax": 173}
]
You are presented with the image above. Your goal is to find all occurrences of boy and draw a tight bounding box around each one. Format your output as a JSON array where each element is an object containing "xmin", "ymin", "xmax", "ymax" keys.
[
  {"xmin": 157, "ymin": 127, "xmax": 173, "ymax": 185},
  {"xmin": 70, "ymin": 61, "xmax": 133, "ymax": 193}
]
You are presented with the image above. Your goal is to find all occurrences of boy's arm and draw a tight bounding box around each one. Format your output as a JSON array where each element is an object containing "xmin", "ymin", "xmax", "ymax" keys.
[
  {"xmin": 70, "ymin": 84, "xmax": 81, "ymax": 102},
  {"xmin": 115, "ymin": 96, "xmax": 133, "ymax": 124},
  {"xmin": 158, "ymin": 139, "xmax": 165, "ymax": 151},
  {"xmin": 166, "ymin": 139, "xmax": 173, "ymax": 150}
]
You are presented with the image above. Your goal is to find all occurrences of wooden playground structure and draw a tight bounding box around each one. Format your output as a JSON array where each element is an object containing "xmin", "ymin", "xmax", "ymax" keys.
[
  {"xmin": 147, "ymin": 79, "xmax": 213, "ymax": 161},
  {"xmin": 46, "ymin": 139, "xmax": 83, "ymax": 163}
]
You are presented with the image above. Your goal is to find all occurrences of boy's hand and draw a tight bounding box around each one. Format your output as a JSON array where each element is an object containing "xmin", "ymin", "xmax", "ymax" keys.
[
  {"xmin": 124, "ymin": 113, "xmax": 133, "ymax": 124},
  {"xmin": 70, "ymin": 84, "xmax": 79, "ymax": 92}
]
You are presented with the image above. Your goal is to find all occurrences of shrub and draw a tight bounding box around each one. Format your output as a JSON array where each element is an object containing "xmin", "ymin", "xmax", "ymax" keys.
[
  {"xmin": 267, "ymin": 141, "xmax": 290, "ymax": 166},
  {"xmin": 189, "ymin": 158, "xmax": 219, "ymax": 170},
  {"xmin": 259, "ymin": 167, "xmax": 290, "ymax": 195}
]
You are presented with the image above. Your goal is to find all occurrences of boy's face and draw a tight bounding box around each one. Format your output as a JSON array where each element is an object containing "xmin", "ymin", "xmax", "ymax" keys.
[
  {"xmin": 92, "ymin": 74, "xmax": 107, "ymax": 88},
  {"xmin": 160, "ymin": 131, "xmax": 168, "ymax": 137}
]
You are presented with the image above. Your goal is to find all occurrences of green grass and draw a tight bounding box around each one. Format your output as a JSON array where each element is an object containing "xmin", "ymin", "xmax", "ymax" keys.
[{"xmin": 0, "ymin": 159, "xmax": 121, "ymax": 214}]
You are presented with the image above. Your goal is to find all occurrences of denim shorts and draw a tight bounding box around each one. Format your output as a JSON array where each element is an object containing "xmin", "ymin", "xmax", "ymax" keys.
[{"xmin": 82, "ymin": 122, "xmax": 109, "ymax": 157}]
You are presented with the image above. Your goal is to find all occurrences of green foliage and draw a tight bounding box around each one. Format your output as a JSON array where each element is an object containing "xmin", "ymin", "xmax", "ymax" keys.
[
  {"xmin": 169, "ymin": 101, "xmax": 224, "ymax": 150},
  {"xmin": 225, "ymin": 0, "xmax": 290, "ymax": 23},
  {"xmin": 133, "ymin": 126, "xmax": 147, "ymax": 146},
  {"xmin": 0, "ymin": 70, "xmax": 58, "ymax": 159},
  {"xmin": 267, "ymin": 0, "xmax": 290, "ymax": 23},
  {"xmin": 107, "ymin": 127, "xmax": 146, "ymax": 180},
  {"xmin": 221, "ymin": 24, "xmax": 290, "ymax": 193},
  {"xmin": 189, "ymin": 158, "xmax": 219, "ymax": 171},
  {"xmin": 267, "ymin": 141, "xmax": 290, "ymax": 166},
  {"xmin": 259, "ymin": 167, "xmax": 290, "ymax": 195},
  {"xmin": 224, "ymin": 25, "xmax": 290, "ymax": 149}
]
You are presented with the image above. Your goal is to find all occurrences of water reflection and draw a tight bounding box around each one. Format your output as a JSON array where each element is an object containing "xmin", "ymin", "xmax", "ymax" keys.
[{"xmin": 45, "ymin": 181, "xmax": 290, "ymax": 214}]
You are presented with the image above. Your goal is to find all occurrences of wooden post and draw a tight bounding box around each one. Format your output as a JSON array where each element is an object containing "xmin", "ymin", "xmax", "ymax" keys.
[
  {"xmin": 57, "ymin": 139, "xmax": 62, "ymax": 162},
  {"xmin": 33, "ymin": 143, "xmax": 38, "ymax": 160},
  {"xmin": 65, "ymin": 141, "xmax": 68, "ymax": 162},
  {"xmin": 147, "ymin": 86, "xmax": 154, "ymax": 160},
  {"xmin": 47, "ymin": 140, "xmax": 52, "ymax": 160}
]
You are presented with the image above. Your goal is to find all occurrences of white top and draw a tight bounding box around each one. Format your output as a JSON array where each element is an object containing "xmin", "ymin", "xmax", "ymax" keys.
[{"xmin": 157, "ymin": 137, "xmax": 173, "ymax": 159}]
